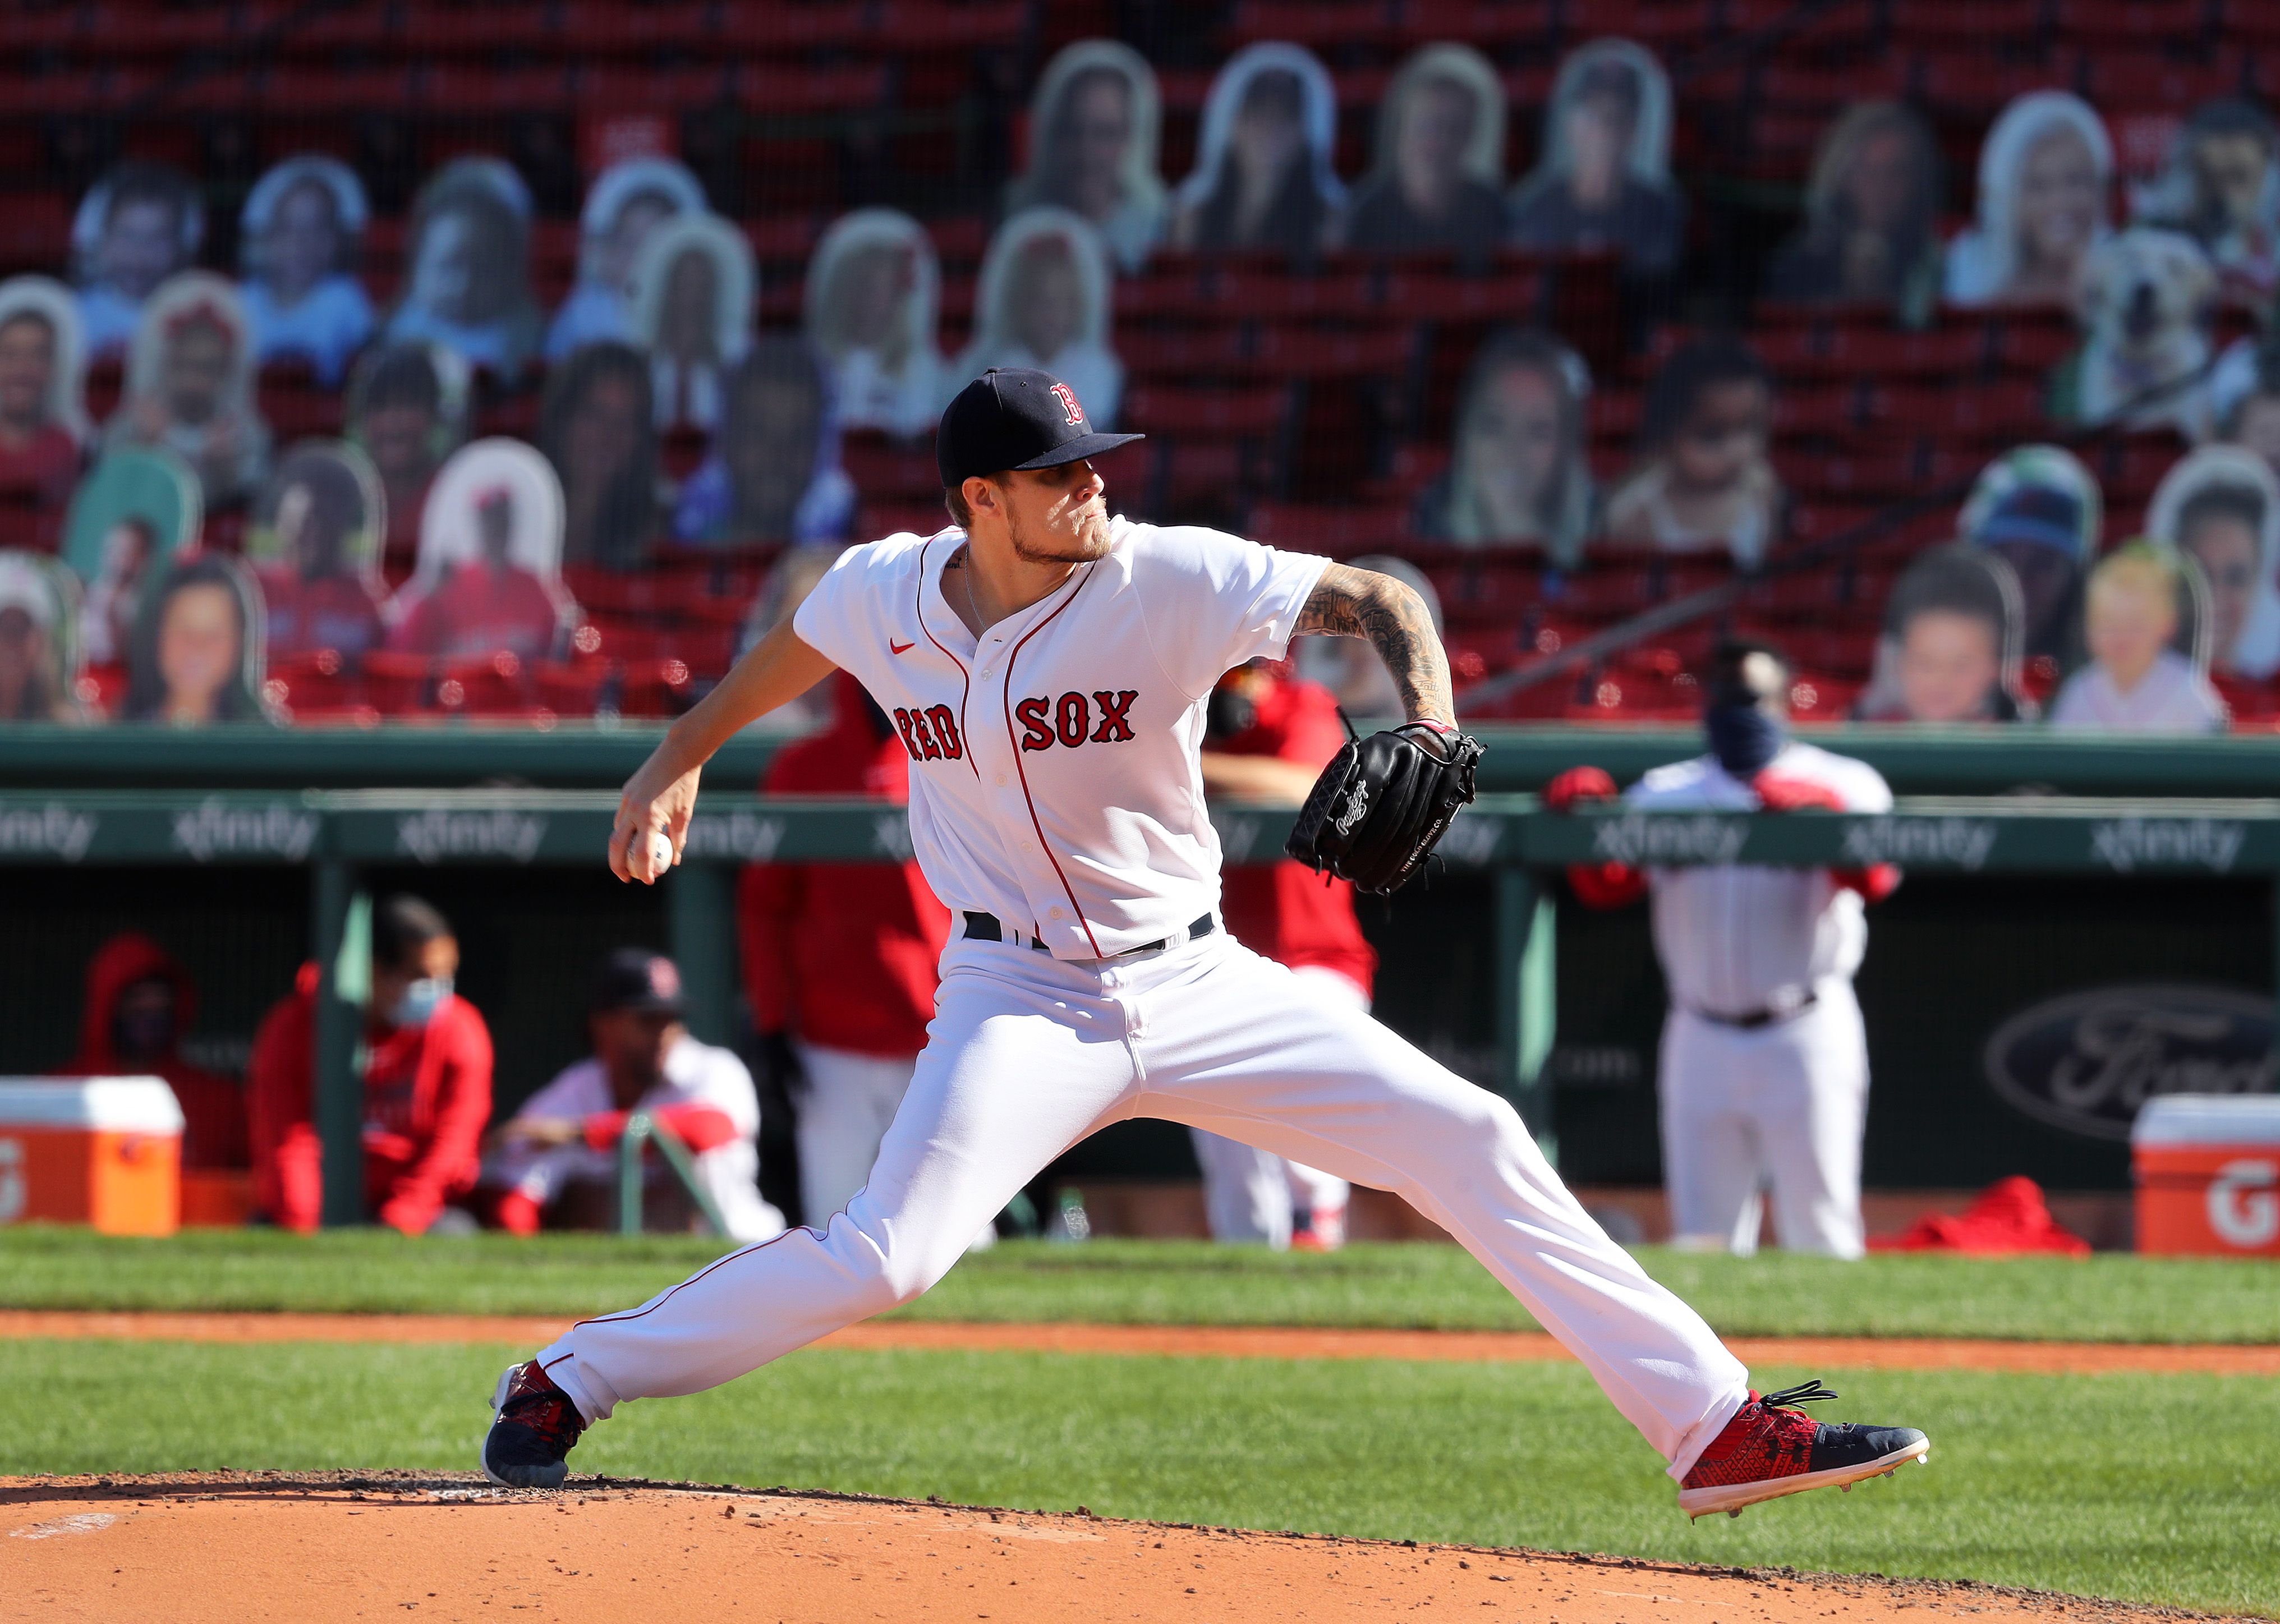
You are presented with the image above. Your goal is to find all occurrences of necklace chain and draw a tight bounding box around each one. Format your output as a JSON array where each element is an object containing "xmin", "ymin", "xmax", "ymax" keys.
[{"xmin": 954, "ymin": 549, "xmax": 983, "ymax": 631}]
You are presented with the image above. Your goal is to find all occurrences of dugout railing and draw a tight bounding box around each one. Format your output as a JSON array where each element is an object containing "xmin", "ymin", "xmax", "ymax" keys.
[{"xmin": 8, "ymin": 784, "xmax": 2280, "ymax": 1225}]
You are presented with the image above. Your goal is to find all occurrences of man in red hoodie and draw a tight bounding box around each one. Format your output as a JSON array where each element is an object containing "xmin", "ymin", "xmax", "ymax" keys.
[
  {"xmin": 65, "ymin": 931, "xmax": 245, "ymax": 1172},
  {"xmin": 247, "ymin": 894, "xmax": 494, "ymax": 1234},
  {"xmin": 739, "ymin": 669, "xmax": 957, "ymax": 1232},
  {"xmin": 1193, "ymin": 659, "xmax": 1379, "ymax": 1250}
]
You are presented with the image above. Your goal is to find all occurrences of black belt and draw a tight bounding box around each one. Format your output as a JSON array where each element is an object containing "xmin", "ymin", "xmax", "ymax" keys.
[
  {"xmin": 962, "ymin": 911, "xmax": 1215, "ymax": 957},
  {"xmin": 1691, "ymin": 992, "xmax": 1818, "ymax": 1030}
]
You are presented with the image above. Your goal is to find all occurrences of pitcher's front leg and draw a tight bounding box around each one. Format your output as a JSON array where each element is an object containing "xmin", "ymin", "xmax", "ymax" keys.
[{"xmin": 482, "ymin": 968, "xmax": 1136, "ymax": 1487}]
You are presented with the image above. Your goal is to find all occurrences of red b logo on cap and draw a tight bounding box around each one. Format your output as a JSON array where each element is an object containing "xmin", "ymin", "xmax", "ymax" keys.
[{"xmin": 1049, "ymin": 383, "xmax": 1084, "ymax": 426}]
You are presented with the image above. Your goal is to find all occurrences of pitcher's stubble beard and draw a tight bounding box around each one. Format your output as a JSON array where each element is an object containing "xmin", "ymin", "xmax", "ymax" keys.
[{"xmin": 1006, "ymin": 494, "xmax": 1113, "ymax": 564}]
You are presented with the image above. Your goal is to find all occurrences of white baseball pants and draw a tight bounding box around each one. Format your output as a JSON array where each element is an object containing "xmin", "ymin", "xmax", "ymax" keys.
[
  {"xmin": 793, "ymin": 1041, "xmax": 996, "ymax": 1252},
  {"xmin": 1192, "ymin": 964, "xmax": 1363, "ymax": 1247},
  {"xmin": 1658, "ymin": 979, "xmax": 1869, "ymax": 1259},
  {"xmin": 792, "ymin": 1042, "xmax": 923, "ymax": 1230},
  {"xmin": 537, "ymin": 932, "xmax": 1751, "ymax": 1479}
]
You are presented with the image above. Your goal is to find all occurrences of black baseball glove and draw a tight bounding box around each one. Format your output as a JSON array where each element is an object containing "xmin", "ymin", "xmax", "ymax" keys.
[{"xmin": 1284, "ymin": 723, "xmax": 1485, "ymax": 895}]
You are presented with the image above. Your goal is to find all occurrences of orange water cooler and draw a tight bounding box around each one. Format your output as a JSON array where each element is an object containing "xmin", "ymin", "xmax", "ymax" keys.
[
  {"xmin": 2132, "ymin": 1095, "xmax": 2280, "ymax": 1257},
  {"xmin": 0, "ymin": 1076, "xmax": 184, "ymax": 1237}
]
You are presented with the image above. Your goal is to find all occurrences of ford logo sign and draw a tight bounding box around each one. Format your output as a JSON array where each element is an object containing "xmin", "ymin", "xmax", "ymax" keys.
[{"xmin": 1982, "ymin": 983, "xmax": 2277, "ymax": 1141}]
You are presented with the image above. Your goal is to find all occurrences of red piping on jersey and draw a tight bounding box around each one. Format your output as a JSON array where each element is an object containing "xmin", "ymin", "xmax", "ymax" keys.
[
  {"xmin": 1002, "ymin": 564, "xmax": 1104, "ymax": 958},
  {"xmin": 916, "ymin": 533, "xmax": 980, "ymax": 779}
]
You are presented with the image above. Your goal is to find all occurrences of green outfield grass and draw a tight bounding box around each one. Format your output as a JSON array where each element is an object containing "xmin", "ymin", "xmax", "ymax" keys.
[
  {"xmin": 3, "ymin": 1226, "xmax": 2277, "ymax": 1343},
  {"xmin": 2, "ymin": 1337, "xmax": 2273, "ymax": 1617}
]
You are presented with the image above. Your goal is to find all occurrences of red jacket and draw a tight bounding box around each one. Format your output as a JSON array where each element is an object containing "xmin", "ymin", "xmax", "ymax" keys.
[
  {"xmin": 1214, "ymin": 675, "xmax": 1377, "ymax": 996},
  {"xmin": 63, "ymin": 931, "xmax": 245, "ymax": 1171},
  {"xmin": 739, "ymin": 671, "xmax": 949, "ymax": 1057},
  {"xmin": 246, "ymin": 963, "xmax": 494, "ymax": 1234}
]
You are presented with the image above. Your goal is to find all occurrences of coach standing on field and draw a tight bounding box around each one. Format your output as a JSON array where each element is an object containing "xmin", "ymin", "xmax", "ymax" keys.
[{"xmin": 1548, "ymin": 641, "xmax": 1899, "ymax": 1259}]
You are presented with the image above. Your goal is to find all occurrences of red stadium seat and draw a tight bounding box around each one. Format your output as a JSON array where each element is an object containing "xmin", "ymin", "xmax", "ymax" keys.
[
  {"xmin": 1223, "ymin": 0, "xmax": 1407, "ymax": 50},
  {"xmin": 535, "ymin": 660, "xmax": 608, "ymax": 717},
  {"xmin": 618, "ymin": 657, "xmax": 695, "ymax": 717},
  {"xmin": 1245, "ymin": 502, "xmax": 1413, "ymax": 556},
  {"xmin": 1786, "ymin": 674, "xmax": 1864, "ymax": 722},
  {"xmin": 264, "ymin": 651, "xmax": 362, "ymax": 716}
]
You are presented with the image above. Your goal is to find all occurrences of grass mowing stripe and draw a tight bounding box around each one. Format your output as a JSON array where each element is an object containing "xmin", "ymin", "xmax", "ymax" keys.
[
  {"xmin": 3, "ymin": 1229, "xmax": 2277, "ymax": 1345},
  {"xmin": 1, "ymin": 1338, "xmax": 2272, "ymax": 1617}
]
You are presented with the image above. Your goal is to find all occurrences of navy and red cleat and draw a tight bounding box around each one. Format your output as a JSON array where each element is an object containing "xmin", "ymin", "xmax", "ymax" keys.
[
  {"xmin": 481, "ymin": 1360, "xmax": 586, "ymax": 1489},
  {"xmin": 1677, "ymin": 1379, "xmax": 1928, "ymax": 1519}
]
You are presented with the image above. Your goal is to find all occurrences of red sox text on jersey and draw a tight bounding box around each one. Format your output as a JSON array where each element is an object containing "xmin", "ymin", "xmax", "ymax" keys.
[{"xmin": 893, "ymin": 691, "xmax": 1140, "ymax": 761}]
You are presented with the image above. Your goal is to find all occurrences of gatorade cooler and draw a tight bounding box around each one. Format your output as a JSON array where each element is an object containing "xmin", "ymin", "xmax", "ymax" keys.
[
  {"xmin": 2133, "ymin": 1094, "xmax": 2280, "ymax": 1257},
  {"xmin": 0, "ymin": 1076, "xmax": 183, "ymax": 1237}
]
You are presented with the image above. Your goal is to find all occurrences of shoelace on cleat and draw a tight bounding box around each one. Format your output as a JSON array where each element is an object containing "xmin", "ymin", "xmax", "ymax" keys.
[{"xmin": 1758, "ymin": 1379, "xmax": 1840, "ymax": 1412}]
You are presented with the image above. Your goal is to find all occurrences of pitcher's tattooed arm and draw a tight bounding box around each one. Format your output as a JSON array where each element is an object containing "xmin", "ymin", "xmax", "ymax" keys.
[{"xmin": 1293, "ymin": 562, "xmax": 1456, "ymax": 732}]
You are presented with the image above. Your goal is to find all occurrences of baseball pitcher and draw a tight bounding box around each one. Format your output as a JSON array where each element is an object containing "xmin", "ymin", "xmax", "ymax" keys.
[{"xmin": 482, "ymin": 369, "xmax": 1929, "ymax": 1520}]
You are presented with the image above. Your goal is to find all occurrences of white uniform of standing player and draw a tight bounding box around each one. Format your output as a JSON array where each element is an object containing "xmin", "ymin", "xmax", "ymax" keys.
[
  {"xmin": 1627, "ymin": 740, "xmax": 1891, "ymax": 1258},
  {"xmin": 488, "ymin": 371, "xmax": 1929, "ymax": 1513}
]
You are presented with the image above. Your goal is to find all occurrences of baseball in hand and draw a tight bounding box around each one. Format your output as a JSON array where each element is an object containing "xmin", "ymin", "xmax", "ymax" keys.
[{"xmin": 648, "ymin": 832, "xmax": 675, "ymax": 873}]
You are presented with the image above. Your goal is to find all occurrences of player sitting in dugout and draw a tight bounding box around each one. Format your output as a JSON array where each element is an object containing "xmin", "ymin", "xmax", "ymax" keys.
[
  {"xmin": 480, "ymin": 949, "xmax": 785, "ymax": 1243},
  {"xmin": 63, "ymin": 930, "xmax": 245, "ymax": 1174},
  {"xmin": 247, "ymin": 894, "xmax": 492, "ymax": 1235}
]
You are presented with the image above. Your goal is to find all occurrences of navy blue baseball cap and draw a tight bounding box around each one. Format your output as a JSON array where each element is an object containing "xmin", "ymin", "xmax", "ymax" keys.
[
  {"xmin": 587, "ymin": 948, "xmax": 685, "ymax": 1016},
  {"xmin": 937, "ymin": 367, "xmax": 1144, "ymax": 489}
]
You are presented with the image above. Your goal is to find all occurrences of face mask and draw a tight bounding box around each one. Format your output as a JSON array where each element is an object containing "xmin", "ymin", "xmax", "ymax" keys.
[
  {"xmin": 389, "ymin": 974, "xmax": 453, "ymax": 1029},
  {"xmin": 1704, "ymin": 699, "xmax": 1784, "ymax": 779}
]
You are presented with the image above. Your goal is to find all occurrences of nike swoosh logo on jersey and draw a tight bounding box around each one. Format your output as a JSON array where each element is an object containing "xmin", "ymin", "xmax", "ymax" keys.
[{"xmin": 889, "ymin": 638, "xmax": 916, "ymax": 654}]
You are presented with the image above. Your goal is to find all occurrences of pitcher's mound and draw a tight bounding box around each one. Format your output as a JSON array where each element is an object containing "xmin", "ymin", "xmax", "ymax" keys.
[{"xmin": 0, "ymin": 1472, "xmax": 2224, "ymax": 1622}]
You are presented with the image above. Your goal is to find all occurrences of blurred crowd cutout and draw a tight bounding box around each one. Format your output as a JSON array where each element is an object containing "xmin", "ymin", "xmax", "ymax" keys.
[
  {"xmin": 2148, "ymin": 445, "xmax": 2280, "ymax": 678},
  {"xmin": 1, "ymin": 30, "xmax": 2278, "ymax": 734},
  {"xmin": 392, "ymin": 437, "xmax": 573, "ymax": 663},
  {"xmin": 2049, "ymin": 544, "xmax": 2225, "ymax": 732},
  {"xmin": 631, "ymin": 211, "xmax": 755, "ymax": 434},
  {"xmin": 1417, "ymin": 329, "xmax": 1594, "ymax": 563},
  {"xmin": 805, "ymin": 208, "xmax": 943, "ymax": 438},
  {"xmin": 73, "ymin": 160, "xmax": 203, "ymax": 359},
  {"xmin": 238, "ymin": 156, "xmax": 375, "ymax": 386},
  {"xmin": 108, "ymin": 272, "xmax": 270, "ymax": 506},
  {"xmin": 246, "ymin": 441, "xmax": 390, "ymax": 665},
  {"xmin": 1605, "ymin": 335, "xmax": 1779, "ymax": 567},
  {"xmin": 0, "ymin": 277, "xmax": 92, "ymax": 531},
  {"xmin": 1945, "ymin": 91, "xmax": 2112, "ymax": 309},
  {"xmin": 0, "ymin": 549, "xmax": 81, "ymax": 722},
  {"xmin": 1348, "ymin": 44, "xmax": 1505, "ymax": 264},
  {"xmin": 63, "ymin": 445, "xmax": 200, "ymax": 667},
  {"xmin": 1173, "ymin": 43, "xmax": 1345, "ymax": 261},
  {"xmin": 122, "ymin": 550, "xmax": 265, "ymax": 724},
  {"xmin": 2052, "ymin": 227, "xmax": 2217, "ymax": 438},
  {"xmin": 960, "ymin": 208, "xmax": 1122, "ymax": 430},
  {"xmin": 1852, "ymin": 548, "xmax": 2030, "ymax": 724},
  {"xmin": 673, "ymin": 337, "xmax": 853, "ymax": 549},
  {"xmin": 347, "ymin": 342, "xmax": 470, "ymax": 564},
  {"xmin": 385, "ymin": 158, "xmax": 543, "ymax": 376},
  {"xmin": 1009, "ymin": 41, "xmax": 1166, "ymax": 274},
  {"xmin": 1766, "ymin": 103, "xmax": 1943, "ymax": 326},
  {"xmin": 1959, "ymin": 444, "xmax": 2100, "ymax": 668},
  {"xmin": 1510, "ymin": 40, "xmax": 1683, "ymax": 278},
  {"xmin": 549, "ymin": 157, "xmax": 707, "ymax": 360},
  {"xmin": 542, "ymin": 341, "xmax": 658, "ymax": 569}
]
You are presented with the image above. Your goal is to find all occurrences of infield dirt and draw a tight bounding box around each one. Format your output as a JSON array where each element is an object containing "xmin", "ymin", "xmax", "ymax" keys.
[{"xmin": 2, "ymin": 1473, "xmax": 2245, "ymax": 1624}]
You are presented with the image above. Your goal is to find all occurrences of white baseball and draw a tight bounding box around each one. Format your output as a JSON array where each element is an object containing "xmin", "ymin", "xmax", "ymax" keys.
[{"xmin": 648, "ymin": 832, "xmax": 675, "ymax": 873}]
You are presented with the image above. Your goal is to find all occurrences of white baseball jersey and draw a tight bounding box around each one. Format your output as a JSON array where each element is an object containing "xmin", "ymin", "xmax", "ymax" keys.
[
  {"xmin": 792, "ymin": 517, "xmax": 1328, "ymax": 958},
  {"xmin": 493, "ymin": 1034, "xmax": 782, "ymax": 1243},
  {"xmin": 1625, "ymin": 741, "xmax": 1892, "ymax": 1018}
]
